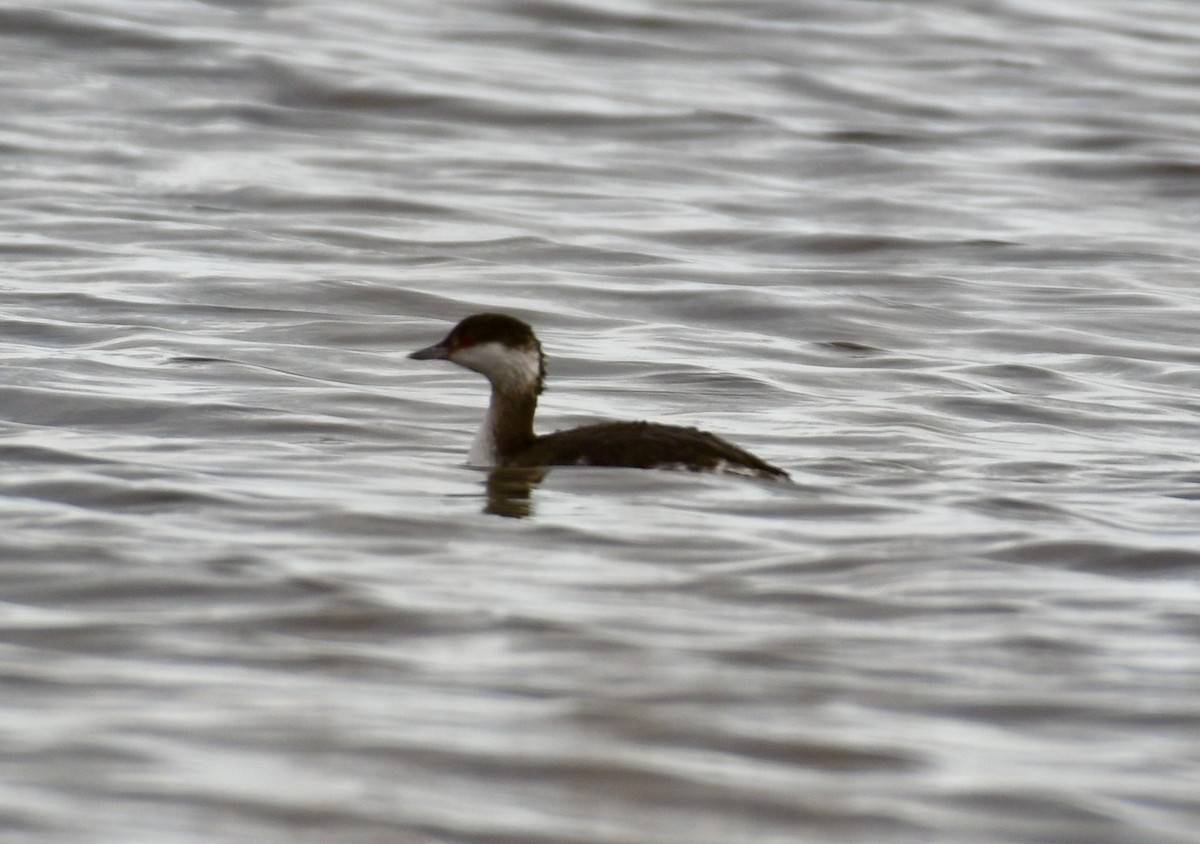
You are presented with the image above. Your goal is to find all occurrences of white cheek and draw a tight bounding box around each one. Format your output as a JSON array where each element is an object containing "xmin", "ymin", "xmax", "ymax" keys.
[
  {"xmin": 452, "ymin": 343, "xmax": 540, "ymax": 392},
  {"xmin": 452, "ymin": 342, "xmax": 509, "ymax": 374}
]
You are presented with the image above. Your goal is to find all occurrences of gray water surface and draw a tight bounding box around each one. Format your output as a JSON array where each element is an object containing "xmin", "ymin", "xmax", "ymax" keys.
[{"xmin": 2, "ymin": 1, "xmax": 1199, "ymax": 842}]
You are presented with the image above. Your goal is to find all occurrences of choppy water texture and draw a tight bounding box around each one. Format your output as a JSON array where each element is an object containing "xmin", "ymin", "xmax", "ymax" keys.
[{"xmin": 3, "ymin": 1, "xmax": 1200, "ymax": 842}]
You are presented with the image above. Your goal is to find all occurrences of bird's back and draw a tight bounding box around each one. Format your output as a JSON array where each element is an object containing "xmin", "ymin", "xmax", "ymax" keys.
[{"xmin": 505, "ymin": 421, "xmax": 789, "ymax": 480}]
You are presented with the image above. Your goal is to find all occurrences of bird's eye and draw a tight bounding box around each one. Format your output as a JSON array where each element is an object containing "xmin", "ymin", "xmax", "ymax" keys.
[{"xmin": 456, "ymin": 333, "xmax": 476, "ymax": 349}]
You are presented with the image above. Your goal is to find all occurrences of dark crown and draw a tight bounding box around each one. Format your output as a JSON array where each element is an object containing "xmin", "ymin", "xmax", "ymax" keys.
[{"xmin": 446, "ymin": 312, "xmax": 546, "ymax": 394}]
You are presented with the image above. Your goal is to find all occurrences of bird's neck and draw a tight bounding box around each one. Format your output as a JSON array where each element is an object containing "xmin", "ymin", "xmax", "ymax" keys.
[{"xmin": 468, "ymin": 385, "xmax": 538, "ymax": 466}]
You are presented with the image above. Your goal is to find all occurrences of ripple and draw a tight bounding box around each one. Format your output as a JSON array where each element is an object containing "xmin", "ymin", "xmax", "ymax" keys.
[{"xmin": 2, "ymin": 0, "xmax": 1199, "ymax": 842}]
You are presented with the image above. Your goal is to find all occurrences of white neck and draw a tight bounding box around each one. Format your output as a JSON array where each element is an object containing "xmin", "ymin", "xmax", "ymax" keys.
[
  {"xmin": 467, "ymin": 397, "xmax": 501, "ymax": 466},
  {"xmin": 453, "ymin": 341, "xmax": 542, "ymax": 467}
]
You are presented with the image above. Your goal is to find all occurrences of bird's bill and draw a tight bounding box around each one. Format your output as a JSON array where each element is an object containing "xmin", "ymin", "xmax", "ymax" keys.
[{"xmin": 408, "ymin": 342, "xmax": 450, "ymax": 361}]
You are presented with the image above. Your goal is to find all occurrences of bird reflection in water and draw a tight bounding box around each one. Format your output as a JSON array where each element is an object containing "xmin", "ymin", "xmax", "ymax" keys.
[{"xmin": 484, "ymin": 467, "xmax": 546, "ymax": 518}]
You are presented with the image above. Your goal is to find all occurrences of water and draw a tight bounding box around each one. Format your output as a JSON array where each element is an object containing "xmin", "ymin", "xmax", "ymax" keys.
[{"xmin": 2, "ymin": 1, "xmax": 1199, "ymax": 841}]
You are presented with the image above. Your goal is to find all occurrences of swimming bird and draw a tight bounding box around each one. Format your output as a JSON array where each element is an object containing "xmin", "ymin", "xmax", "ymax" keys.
[{"xmin": 409, "ymin": 313, "xmax": 788, "ymax": 480}]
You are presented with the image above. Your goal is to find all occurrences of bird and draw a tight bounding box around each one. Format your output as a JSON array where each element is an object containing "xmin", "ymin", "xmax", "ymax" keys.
[{"xmin": 409, "ymin": 313, "xmax": 789, "ymax": 480}]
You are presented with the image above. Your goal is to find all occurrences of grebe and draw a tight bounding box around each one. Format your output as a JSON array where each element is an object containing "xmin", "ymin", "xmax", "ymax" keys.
[{"xmin": 409, "ymin": 313, "xmax": 788, "ymax": 480}]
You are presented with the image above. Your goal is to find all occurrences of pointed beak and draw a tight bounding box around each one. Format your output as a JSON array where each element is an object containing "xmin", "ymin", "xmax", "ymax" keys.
[{"xmin": 409, "ymin": 342, "xmax": 449, "ymax": 361}]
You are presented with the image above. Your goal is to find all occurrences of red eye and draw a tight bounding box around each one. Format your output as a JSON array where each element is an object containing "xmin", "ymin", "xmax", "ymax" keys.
[{"xmin": 455, "ymin": 333, "xmax": 476, "ymax": 350}]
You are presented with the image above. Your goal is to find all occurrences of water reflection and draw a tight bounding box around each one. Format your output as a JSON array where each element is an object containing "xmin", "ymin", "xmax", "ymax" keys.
[{"xmin": 484, "ymin": 467, "xmax": 546, "ymax": 518}]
